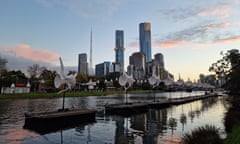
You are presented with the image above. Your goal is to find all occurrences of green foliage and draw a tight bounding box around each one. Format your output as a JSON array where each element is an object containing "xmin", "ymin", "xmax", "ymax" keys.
[
  {"xmin": 76, "ymin": 74, "xmax": 88, "ymax": 83},
  {"xmin": 182, "ymin": 125, "xmax": 223, "ymax": 144},
  {"xmin": 224, "ymin": 125, "xmax": 240, "ymax": 144},
  {"xmin": 0, "ymin": 90, "xmax": 124, "ymax": 99},
  {"xmin": 39, "ymin": 69, "xmax": 57, "ymax": 88}
]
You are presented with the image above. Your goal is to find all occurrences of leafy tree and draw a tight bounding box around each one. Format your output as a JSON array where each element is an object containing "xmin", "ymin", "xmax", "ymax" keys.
[
  {"xmin": 0, "ymin": 70, "xmax": 28, "ymax": 93},
  {"xmin": 76, "ymin": 73, "xmax": 88, "ymax": 83},
  {"xmin": 39, "ymin": 69, "xmax": 57, "ymax": 88},
  {"xmin": 209, "ymin": 49, "xmax": 240, "ymax": 94}
]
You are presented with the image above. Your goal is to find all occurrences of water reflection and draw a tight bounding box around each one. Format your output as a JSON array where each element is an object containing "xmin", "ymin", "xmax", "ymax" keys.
[{"xmin": 0, "ymin": 93, "xmax": 228, "ymax": 144}]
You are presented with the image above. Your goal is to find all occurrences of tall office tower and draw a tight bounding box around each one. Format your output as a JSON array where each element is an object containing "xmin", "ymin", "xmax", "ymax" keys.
[
  {"xmin": 139, "ymin": 22, "xmax": 152, "ymax": 62},
  {"xmin": 78, "ymin": 53, "xmax": 88, "ymax": 75},
  {"xmin": 114, "ymin": 30, "xmax": 125, "ymax": 73}
]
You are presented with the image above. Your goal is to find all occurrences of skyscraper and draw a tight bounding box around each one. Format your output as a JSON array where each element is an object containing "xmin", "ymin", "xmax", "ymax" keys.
[
  {"xmin": 89, "ymin": 29, "xmax": 94, "ymax": 76},
  {"xmin": 78, "ymin": 53, "xmax": 88, "ymax": 75},
  {"xmin": 114, "ymin": 30, "xmax": 125, "ymax": 73},
  {"xmin": 154, "ymin": 53, "xmax": 164, "ymax": 68},
  {"xmin": 139, "ymin": 22, "xmax": 152, "ymax": 62}
]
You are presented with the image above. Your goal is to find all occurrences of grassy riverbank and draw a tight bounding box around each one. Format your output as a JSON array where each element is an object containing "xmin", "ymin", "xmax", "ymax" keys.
[
  {"xmin": 223, "ymin": 96, "xmax": 240, "ymax": 143},
  {"xmin": 0, "ymin": 90, "xmax": 154, "ymax": 99}
]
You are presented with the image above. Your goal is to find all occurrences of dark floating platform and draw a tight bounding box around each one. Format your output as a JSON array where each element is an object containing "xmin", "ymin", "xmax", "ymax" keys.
[
  {"xmin": 105, "ymin": 102, "xmax": 148, "ymax": 116},
  {"xmin": 23, "ymin": 108, "xmax": 96, "ymax": 134},
  {"xmin": 105, "ymin": 93, "xmax": 219, "ymax": 116},
  {"xmin": 148, "ymin": 100, "xmax": 171, "ymax": 109}
]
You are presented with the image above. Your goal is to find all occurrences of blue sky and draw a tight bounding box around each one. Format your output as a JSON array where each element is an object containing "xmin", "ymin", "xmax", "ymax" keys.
[{"xmin": 0, "ymin": 0, "xmax": 240, "ymax": 81}]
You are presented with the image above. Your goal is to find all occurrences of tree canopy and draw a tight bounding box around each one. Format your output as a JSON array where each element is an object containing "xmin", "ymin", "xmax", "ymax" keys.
[{"xmin": 209, "ymin": 49, "xmax": 240, "ymax": 94}]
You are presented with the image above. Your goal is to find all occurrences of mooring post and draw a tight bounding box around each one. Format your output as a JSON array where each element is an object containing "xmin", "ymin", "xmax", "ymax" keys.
[
  {"xmin": 62, "ymin": 84, "xmax": 66, "ymax": 110},
  {"xmin": 125, "ymin": 88, "xmax": 128, "ymax": 104}
]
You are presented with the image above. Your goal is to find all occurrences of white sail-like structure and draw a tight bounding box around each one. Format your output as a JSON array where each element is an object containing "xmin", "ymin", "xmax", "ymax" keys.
[
  {"xmin": 148, "ymin": 65, "xmax": 161, "ymax": 87},
  {"xmin": 54, "ymin": 57, "xmax": 77, "ymax": 93},
  {"xmin": 118, "ymin": 72, "xmax": 135, "ymax": 90}
]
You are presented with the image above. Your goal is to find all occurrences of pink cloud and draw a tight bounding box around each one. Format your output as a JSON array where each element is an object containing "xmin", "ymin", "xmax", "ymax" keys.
[
  {"xmin": 153, "ymin": 40, "xmax": 185, "ymax": 48},
  {"xmin": 206, "ymin": 22, "xmax": 233, "ymax": 30},
  {"xmin": 197, "ymin": 5, "xmax": 232, "ymax": 18},
  {"xmin": 216, "ymin": 36, "xmax": 240, "ymax": 44},
  {"xmin": 0, "ymin": 44, "xmax": 59, "ymax": 63}
]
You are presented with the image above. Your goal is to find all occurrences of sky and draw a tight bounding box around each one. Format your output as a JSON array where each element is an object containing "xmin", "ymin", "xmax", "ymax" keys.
[{"xmin": 0, "ymin": 0, "xmax": 240, "ymax": 81}]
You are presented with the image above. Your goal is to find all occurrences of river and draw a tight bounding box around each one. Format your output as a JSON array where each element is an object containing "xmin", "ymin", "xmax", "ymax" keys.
[{"xmin": 0, "ymin": 91, "xmax": 229, "ymax": 144}]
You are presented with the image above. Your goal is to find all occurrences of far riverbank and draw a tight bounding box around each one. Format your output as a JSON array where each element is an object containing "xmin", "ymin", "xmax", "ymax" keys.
[{"xmin": 0, "ymin": 90, "xmax": 156, "ymax": 99}]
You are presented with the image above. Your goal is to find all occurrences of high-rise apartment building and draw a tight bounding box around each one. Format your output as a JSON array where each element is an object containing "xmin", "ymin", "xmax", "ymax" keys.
[
  {"xmin": 154, "ymin": 53, "xmax": 164, "ymax": 68},
  {"xmin": 129, "ymin": 52, "xmax": 146, "ymax": 80},
  {"xmin": 114, "ymin": 30, "xmax": 125, "ymax": 73},
  {"xmin": 139, "ymin": 22, "xmax": 152, "ymax": 62},
  {"xmin": 78, "ymin": 53, "xmax": 88, "ymax": 75}
]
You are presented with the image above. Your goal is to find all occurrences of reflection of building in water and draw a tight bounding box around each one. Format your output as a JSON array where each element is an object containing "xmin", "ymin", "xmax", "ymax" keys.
[
  {"xmin": 180, "ymin": 105, "xmax": 187, "ymax": 132},
  {"xmin": 129, "ymin": 109, "xmax": 168, "ymax": 144},
  {"xmin": 114, "ymin": 116, "xmax": 134, "ymax": 144}
]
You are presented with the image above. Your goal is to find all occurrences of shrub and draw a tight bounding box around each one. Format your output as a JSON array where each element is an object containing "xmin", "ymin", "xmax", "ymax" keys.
[{"xmin": 182, "ymin": 125, "xmax": 223, "ymax": 144}]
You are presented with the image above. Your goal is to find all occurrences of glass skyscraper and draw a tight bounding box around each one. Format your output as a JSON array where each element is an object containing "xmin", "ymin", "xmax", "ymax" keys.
[
  {"xmin": 139, "ymin": 22, "xmax": 152, "ymax": 62},
  {"xmin": 78, "ymin": 53, "xmax": 88, "ymax": 75},
  {"xmin": 115, "ymin": 30, "xmax": 125, "ymax": 73}
]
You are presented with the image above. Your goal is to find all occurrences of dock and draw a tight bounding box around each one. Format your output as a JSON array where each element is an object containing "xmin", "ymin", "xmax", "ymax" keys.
[
  {"xmin": 105, "ymin": 93, "xmax": 218, "ymax": 116},
  {"xmin": 105, "ymin": 102, "xmax": 148, "ymax": 116},
  {"xmin": 24, "ymin": 108, "xmax": 96, "ymax": 133}
]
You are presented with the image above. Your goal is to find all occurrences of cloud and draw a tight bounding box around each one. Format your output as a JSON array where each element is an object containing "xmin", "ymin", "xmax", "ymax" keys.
[
  {"xmin": 154, "ymin": 21, "xmax": 238, "ymax": 48},
  {"xmin": 159, "ymin": 2, "xmax": 235, "ymax": 21},
  {"xmin": 196, "ymin": 4, "xmax": 233, "ymax": 18},
  {"xmin": 206, "ymin": 22, "xmax": 233, "ymax": 30},
  {"xmin": 0, "ymin": 44, "xmax": 59, "ymax": 64},
  {"xmin": 153, "ymin": 40, "xmax": 185, "ymax": 48},
  {"xmin": 127, "ymin": 20, "xmax": 238, "ymax": 50},
  {"xmin": 215, "ymin": 36, "xmax": 240, "ymax": 44}
]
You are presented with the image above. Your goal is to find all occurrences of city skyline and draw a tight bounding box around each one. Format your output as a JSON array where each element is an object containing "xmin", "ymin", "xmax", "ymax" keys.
[{"xmin": 0, "ymin": 0, "xmax": 240, "ymax": 81}]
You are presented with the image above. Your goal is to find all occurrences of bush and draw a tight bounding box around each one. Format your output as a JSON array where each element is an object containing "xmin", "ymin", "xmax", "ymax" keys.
[{"xmin": 182, "ymin": 125, "xmax": 223, "ymax": 144}]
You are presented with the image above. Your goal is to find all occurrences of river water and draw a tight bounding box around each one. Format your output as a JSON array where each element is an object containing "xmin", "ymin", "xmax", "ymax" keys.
[{"xmin": 0, "ymin": 91, "xmax": 228, "ymax": 144}]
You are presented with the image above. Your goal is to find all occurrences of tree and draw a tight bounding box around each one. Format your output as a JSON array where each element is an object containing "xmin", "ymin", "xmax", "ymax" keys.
[
  {"xmin": 27, "ymin": 64, "xmax": 46, "ymax": 79},
  {"xmin": 0, "ymin": 56, "xmax": 7, "ymax": 72},
  {"xmin": 27, "ymin": 64, "xmax": 46, "ymax": 92},
  {"xmin": 76, "ymin": 73, "xmax": 88, "ymax": 83},
  {"xmin": 39, "ymin": 69, "xmax": 57, "ymax": 89},
  {"xmin": 209, "ymin": 49, "xmax": 240, "ymax": 94}
]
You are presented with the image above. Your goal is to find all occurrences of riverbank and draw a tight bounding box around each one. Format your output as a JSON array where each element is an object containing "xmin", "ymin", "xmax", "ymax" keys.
[
  {"xmin": 0, "ymin": 90, "xmax": 155, "ymax": 99},
  {"xmin": 223, "ymin": 96, "xmax": 240, "ymax": 143}
]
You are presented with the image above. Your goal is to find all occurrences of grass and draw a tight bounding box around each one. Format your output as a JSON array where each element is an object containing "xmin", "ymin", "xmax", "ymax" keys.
[
  {"xmin": 0, "ymin": 89, "xmax": 154, "ymax": 99},
  {"xmin": 224, "ymin": 125, "xmax": 240, "ymax": 144}
]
